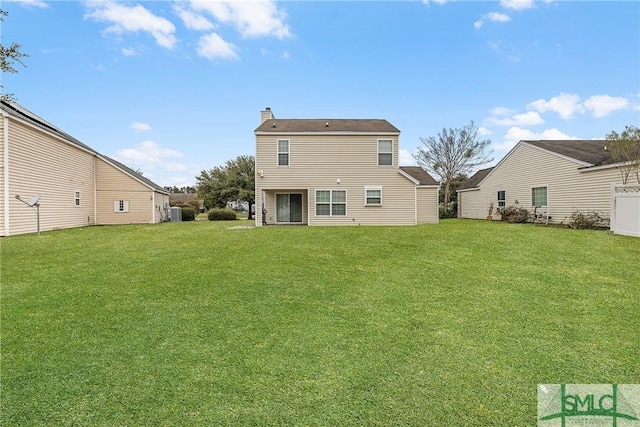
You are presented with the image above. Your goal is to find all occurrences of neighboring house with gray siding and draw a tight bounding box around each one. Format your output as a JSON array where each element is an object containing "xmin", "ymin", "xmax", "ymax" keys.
[
  {"xmin": 1, "ymin": 100, "xmax": 169, "ymax": 236},
  {"xmin": 457, "ymin": 139, "xmax": 624, "ymax": 224},
  {"xmin": 254, "ymin": 108, "xmax": 439, "ymax": 226}
]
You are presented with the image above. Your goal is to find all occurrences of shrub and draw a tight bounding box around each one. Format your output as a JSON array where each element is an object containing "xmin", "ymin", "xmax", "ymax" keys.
[
  {"xmin": 181, "ymin": 206, "xmax": 197, "ymax": 221},
  {"xmin": 499, "ymin": 206, "xmax": 530, "ymax": 223},
  {"xmin": 208, "ymin": 208, "xmax": 237, "ymax": 221},
  {"xmin": 439, "ymin": 206, "xmax": 457, "ymax": 219},
  {"xmin": 186, "ymin": 199, "xmax": 201, "ymax": 212},
  {"xmin": 568, "ymin": 211, "xmax": 606, "ymax": 229}
]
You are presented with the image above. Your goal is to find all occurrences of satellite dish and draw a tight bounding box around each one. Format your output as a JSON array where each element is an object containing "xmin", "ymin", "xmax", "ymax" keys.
[{"xmin": 27, "ymin": 193, "xmax": 42, "ymax": 207}]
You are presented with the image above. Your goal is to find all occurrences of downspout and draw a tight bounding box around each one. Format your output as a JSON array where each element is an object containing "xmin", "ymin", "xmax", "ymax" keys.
[
  {"xmin": 152, "ymin": 191, "xmax": 156, "ymax": 223},
  {"xmin": 3, "ymin": 115, "xmax": 10, "ymax": 236},
  {"xmin": 414, "ymin": 185, "xmax": 418, "ymax": 225}
]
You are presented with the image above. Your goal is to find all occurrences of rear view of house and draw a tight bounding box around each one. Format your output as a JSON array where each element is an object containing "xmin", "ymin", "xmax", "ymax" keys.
[
  {"xmin": 254, "ymin": 108, "xmax": 439, "ymax": 226},
  {"xmin": 1, "ymin": 100, "xmax": 169, "ymax": 236}
]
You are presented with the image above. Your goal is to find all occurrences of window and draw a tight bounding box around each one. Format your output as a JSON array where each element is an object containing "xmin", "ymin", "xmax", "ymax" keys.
[
  {"xmin": 378, "ymin": 139, "xmax": 393, "ymax": 166},
  {"xmin": 114, "ymin": 200, "xmax": 130, "ymax": 213},
  {"xmin": 531, "ymin": 187, "xmax": 547, "ymax": 207},
  {"xmin": 365, "ymin": 187, "xmax": 382, "ymax": 206},
  {"xmin": 277, "ymin": 139, "xmax": 289, "ymax": 166},
  {"xmin": 497, "ymin": 190, "xmax": 506, "ymax": 208},
  {"xmin": 74, "ymin": 190, "xmax": 81, "ymax": 207},
  {"xmin": 316, "ymin": 190, "xmax": 346, "ymax": 216}
]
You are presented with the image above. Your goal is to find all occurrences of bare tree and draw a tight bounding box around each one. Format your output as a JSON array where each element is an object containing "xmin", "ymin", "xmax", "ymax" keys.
[
  {"xmin": 414, "ymin": 121, "xmax": 493, "ymax": 213},
  {"xmin": 1, "ymin": 9, "xmax": 28, "ymax": 102},
  {"xmin": 606, "ymin": 125, "xmax": 640, "ymax": 184}
]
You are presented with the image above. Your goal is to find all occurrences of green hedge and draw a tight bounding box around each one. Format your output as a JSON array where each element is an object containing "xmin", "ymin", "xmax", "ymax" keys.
[
  {"xmin": 181, "ymin": 206, "xmax": 197, "ymax": 221},
  {"xmin": 208, "ymin": 208, "xmax": 237, "ymax": 221}
]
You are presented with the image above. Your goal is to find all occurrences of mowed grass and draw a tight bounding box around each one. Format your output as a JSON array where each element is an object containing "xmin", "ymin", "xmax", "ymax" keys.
[{"xmin": 1, "ymin": 220, "xmax": 639, "ymax": 426}]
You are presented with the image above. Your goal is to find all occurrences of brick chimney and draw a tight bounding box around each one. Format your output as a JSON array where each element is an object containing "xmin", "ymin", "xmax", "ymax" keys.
[{"xmin": 260, "ymin": 107, "xmax": 274, "ymax": 123}]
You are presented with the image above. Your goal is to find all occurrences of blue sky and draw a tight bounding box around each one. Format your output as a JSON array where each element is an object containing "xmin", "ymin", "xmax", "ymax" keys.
[{"xmin": 2, "ymin": 0, "xmax": 639, "ymax": 188}]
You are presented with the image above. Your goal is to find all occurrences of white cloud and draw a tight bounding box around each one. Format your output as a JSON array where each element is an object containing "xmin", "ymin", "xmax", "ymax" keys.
[
  {"xmin": 423, "ymin": 0, "xmax": 452, "ymax": 5},
  {"xmin": 478, "ymin": 126, "xmax": 493, "ymax": 136},
  {"xmin": 197, "ymin": 33, "xmax": 239, "ymax": 60},
  {"xmin": 474, "ymin": 12, "xmax": 510, "ymax": 29},
  {"xmin": 399, "ymin": 148, "xmax": 418, "ymax": 166},
  {"xmin": 583, "ymin": 95, "xmax": 630, "ymax": 118},
  {"xmin": 173, "ymin": 4, "xmax": 214, "ymax": 31},
  {"xmin": 130, "ymin": 122, "xmax": 152, "ymax": 132},
  {"xmin": 487, "ymin": 111, "xmax": 545, "ymax": 127},
  {"xmin": 84, "ymin": 1, "xmax": 177, "ymax": 49},
  {"xmin": 495, "ymin": 126, "xmax": 579, "ymax": 151},
  {"xmin": 114, "ymin": 141, "xmax": 183, "ymax": 168},
  {"xmin": 499, "ymin": 0, "xmax": 535, "ymax": 10},
  {"xmin": 190, "ymin": 0, "xmax": 291, "ymax": 39},
  {"xmin": 282, "ymin": 51, "xmax": 290, "ymax": 60},
  {"xmin": 4, "ymin": 0, "xmax": 48, "ymax": 8},
  {"xmin": 527, "ymin": 93, "xmax": 584, "ymax": 119}
]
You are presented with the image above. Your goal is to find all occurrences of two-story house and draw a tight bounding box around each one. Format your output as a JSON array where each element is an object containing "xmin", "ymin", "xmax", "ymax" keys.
[{"xmin": 254, "ymin": 108, "xmax": 439, "ymax": 226}]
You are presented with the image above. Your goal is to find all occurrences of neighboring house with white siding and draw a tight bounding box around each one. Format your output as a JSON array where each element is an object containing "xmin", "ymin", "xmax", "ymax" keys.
[
  {"xmin": 1, "ymin": 100, "xmax": 170, "ymax": 236},
  {"xmin": 254, "ymin": 108, "xmax": 439, "ymax": 226},
  {"xmin": 457, "ymin": 139, "xmax": 624, "ymax": 224}
]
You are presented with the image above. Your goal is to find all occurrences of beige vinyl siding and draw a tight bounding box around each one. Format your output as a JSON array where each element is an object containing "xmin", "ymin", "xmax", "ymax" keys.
[
  {"xmin": 1, "ymin": 117, "xmax": 6, "ymax": 236},
  {"xmin": 96, "ymin": 159, "xmax": 155, "ymax": 224},
  {"xmin": 256, "ymin": 134, "xmax": 419, "ymax": 226},
  {"xmin": 6, "ymin": 119, "xmax": 95, "ymax": 235},
  {"xmin": 416, "ymin": 186, "xmax": 439, "ymax": 224},
  {"xmin": 459, "ymin": 143, "xmax": 623, "ymax": 223}
]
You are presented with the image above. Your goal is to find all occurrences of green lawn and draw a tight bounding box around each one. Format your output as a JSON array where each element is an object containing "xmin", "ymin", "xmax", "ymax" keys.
[{"xmin": 1, "ymin": 220, "xmax": 638, "ymax": 426}]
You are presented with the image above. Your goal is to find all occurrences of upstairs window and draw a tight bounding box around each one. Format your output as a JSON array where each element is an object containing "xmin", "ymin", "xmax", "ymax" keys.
[
  {"xmin": 277, "ymin": 139, "xmax": 289, "ymax": 166},
  {"xmin": 365, "ymin": 187, "xmax": 382, "ymax": 206},
  {"xmin": 74, "ymin": 190, "xmax": 81, "ymax": 207},
  {"xmin": 378, "ymin": 140, "xmax": 393, "ymax": 166},
  {"xmin": 497, "ymin": 190, "xmax": 506, "ymax": 208},
  {"xmin": 531, "ymin": 186, "xmax": 547, "ymax": 207}
]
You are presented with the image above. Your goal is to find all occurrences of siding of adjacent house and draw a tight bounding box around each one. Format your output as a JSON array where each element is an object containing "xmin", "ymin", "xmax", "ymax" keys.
[
  {"xmin": 2, "ymin": 118, "xmax": 96, "ymax": 236},
  {"xmin": 256, "ymin": 134, "xmax": 420, "ymax": 225},
  {"xmin": 96, "ymin": 159, "xmax": 163, "ymax": 224},
  {"xmin": 458, "ymin": 142, "xmax": 622, "ymax": 223}
]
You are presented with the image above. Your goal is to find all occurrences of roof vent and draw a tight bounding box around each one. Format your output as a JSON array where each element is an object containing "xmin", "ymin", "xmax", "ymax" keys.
[
  {"xmin": 272, "ymin": 121, "xmax": 276, "ymax": 128},
  {"xmin": 325, "ymin": 121, "xmax": 329, "ymax": 127}
]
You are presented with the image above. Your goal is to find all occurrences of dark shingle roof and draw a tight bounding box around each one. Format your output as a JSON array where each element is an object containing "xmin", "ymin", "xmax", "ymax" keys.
[
  {"xmin": 524, "ymin": 140, "xmax": 611, "ymax": 166},
  {"xmin": 1, "ymin": 100, "xmax": 168, "ymax": 194},
  {"xmin": 400, "ymin": 166, "xmax": 439, "ymax": 185},
  {"xmin": 255, "ymin": 118, "xmax": 400, "ymax": 133},
  {"xmin": 458, "ymin": 167, "xmax": 494, "ymax": 190}
]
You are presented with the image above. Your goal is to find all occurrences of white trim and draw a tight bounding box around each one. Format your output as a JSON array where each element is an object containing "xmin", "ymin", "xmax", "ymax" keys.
[
  {"xmin": 579, "ymin": 161, "xmax": 628, "ymax": 173},
  {"xmin": 3, "ymin": 116, "xmax": 10, "ymax": 236},
  {"xmin": 397, "ymin": 168, "xmax": 419, "ymax": 184},
  {"xmin": 531, "ymin": 185, "xmax": 548, "ymax": 208},
  {"xmin": 152, "ymin": 191, "xmax": 156, "ymax": 223},
  {"xmin": 497, "ymin": 189, "xmax": 506, "ymax": 208},
  {"xmin": 315, "ymin": 189, "xmax": 347, "ymax": 217},
  {"xmin": 364, "ymin": 186, "xmax": 382, "ymax": 206},
  {"xmin": 377, "ymin": 139, "xmax": 393, "ymax": 166},
  {"xmin": 277, "ymin": 138, "xmax": 290, "ymax": 167}
]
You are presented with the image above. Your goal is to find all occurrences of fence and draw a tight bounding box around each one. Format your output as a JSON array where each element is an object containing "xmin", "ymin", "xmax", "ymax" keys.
[{"xmin": 610, "ymin": 184, "xmax": 640, "ymax": 237}]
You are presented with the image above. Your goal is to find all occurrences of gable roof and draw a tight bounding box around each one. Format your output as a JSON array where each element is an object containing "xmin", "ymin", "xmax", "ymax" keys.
[
  {"xmin": 255, "ymin": 118, "xmax": 400, "ymax": 134},
  {"xmin": 458, "ymin": 167, "xmax": 494, "ymax": 190},
  {"xmin": 524, "ymin": 140, "xmax": 611, "ymax": 167},
  {"xmin": 399, "ymin": 166, "xmax": 439, "ymax": 185},
  {"xmin": 1, "ymin": 100, "xmax": 168, "ymax": 195}
]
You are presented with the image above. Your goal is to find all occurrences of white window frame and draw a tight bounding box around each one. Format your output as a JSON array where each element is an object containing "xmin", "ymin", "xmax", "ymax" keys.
[
  {"xmin": 277, "ymin": 139, "xmax": 290, "ymax": 166},
  {"xmin": 74, "ymin": 190, "xmax": 81, "ymax": 207},
  {"xmin": 377, "ymin": 139, "xmax": 393, "ymax": 166},
  {"xmin": 114, "ymin": 200, "xmax": 130, "ymax": 213},
  {"xmin": 315, "ymin": 189, "xmax": 347, "ymax": 216},
  {"xmin": 364, "ymin": 186, "xmax": 382, "ymax": 206},
  {"xmin": 497, "ymin": 190, "xmax": 506, "ymax": 208},
  {"xmin": 531, "ymin": 186, "xmax": 548, "ymax": 207}
]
